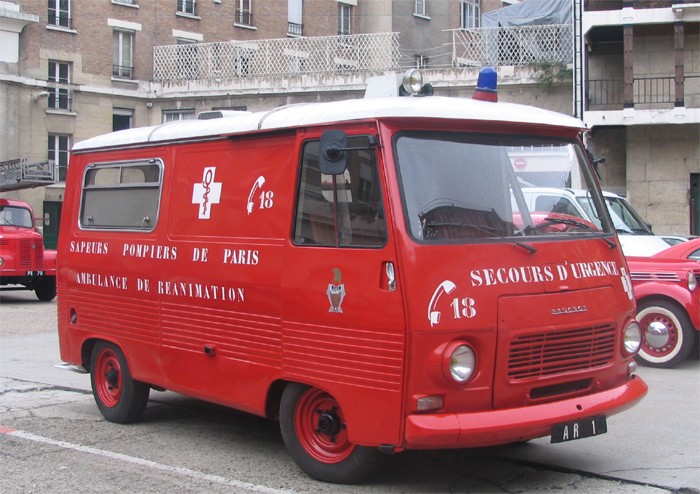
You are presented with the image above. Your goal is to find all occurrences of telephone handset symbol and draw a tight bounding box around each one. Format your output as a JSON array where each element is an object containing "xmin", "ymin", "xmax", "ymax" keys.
[
  {"xmin": 428, "ymin": 280, "xmax": 456, "ymax": 327},
  {"xmin": 247, "ymin": 176, "xmax": 265, "ymax": 215}
]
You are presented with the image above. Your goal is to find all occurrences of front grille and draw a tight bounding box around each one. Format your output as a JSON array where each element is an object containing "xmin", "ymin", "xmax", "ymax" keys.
[
  {"xmin": 508, "ymin": 324, "xmax": 616, "ymax": 379},
  {"xmin": 18, "ymin": 238, "xmax": 43, "ymax": 270}
]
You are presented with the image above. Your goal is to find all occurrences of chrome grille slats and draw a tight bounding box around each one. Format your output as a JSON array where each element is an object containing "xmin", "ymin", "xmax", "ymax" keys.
[{"xmin": 508, "ymin": 324, "xmax": 616, "ymax": 379}]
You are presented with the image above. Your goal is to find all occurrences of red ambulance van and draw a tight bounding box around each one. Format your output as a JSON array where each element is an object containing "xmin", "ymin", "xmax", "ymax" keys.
[{"xmin": 57, "ymin": 70, "xmax": 647, "ymax": 483}]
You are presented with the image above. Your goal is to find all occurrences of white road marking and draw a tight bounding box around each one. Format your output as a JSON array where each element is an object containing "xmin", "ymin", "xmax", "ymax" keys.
[{"xmin": 1, "ymin": 427, "xmax": 295, "ymax": 494}]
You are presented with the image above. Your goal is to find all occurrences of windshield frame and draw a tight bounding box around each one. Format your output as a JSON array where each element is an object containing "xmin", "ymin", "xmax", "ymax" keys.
[{"xmin": 392, "ymin": 130, "xmax": 615, "ymax": 245}]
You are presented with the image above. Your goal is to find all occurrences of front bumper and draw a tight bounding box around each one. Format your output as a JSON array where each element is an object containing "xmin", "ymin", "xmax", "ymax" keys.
[{"xmin": 404, "ymin": 375, "xmax": 647, "ymax": 449}]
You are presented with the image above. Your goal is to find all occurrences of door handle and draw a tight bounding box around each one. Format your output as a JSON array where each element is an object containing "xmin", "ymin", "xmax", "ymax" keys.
[{"xmin": 384, "ymin": 262, "xmax": 396, "ymax": 292}]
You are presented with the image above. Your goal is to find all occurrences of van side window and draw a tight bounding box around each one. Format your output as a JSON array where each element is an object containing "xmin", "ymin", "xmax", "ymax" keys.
[
  {"xmin": 293, "ymin": 137, "xmax": 387, "ymax": 247},
  {"xmin": 80, "ymin": 160, "xmax": 162, "ymax": 230}
]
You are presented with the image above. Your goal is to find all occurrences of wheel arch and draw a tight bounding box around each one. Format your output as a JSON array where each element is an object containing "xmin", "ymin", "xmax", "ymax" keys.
[
  {"xmin": 265, "ymin": 379, "xmax": 288, "ymax": 420},
  {"xmin": 636, "ymin": 294, "xmax": 696, "ymax": 330},
  {"xmin": 80, "ymin": 337, "xmax": 123, "ymax": 372}
]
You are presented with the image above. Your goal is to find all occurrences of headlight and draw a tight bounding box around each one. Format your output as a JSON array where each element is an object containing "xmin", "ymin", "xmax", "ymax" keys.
[
  {"xmin": 688, "ymin": 272, "xmax": 697, "ymax": 292},
  {"xmin": 623, "ymin": 320, "xmax": 642, "ymax": 355},
  {"xmin": 448, "ymin": 345, "xmax": 476, "ymax": 383},
  {"xmin": 0, "ymin": 256, "xmax": 4, "ymax": 267}
]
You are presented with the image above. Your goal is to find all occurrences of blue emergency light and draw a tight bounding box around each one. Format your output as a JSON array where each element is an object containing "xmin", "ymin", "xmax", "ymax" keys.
[{"xmin": 473, "ymin": 67, "xmax": 498, "ymax": 102}]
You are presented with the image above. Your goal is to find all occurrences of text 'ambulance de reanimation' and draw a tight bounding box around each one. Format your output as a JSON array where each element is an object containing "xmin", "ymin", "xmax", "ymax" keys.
[{"xmin": 57, "ymin": 69, "xmax": 648, "ymax": 484}]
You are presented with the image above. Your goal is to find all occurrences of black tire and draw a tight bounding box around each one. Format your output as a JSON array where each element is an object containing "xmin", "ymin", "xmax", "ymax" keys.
[
  {"xmin": 90, "ymin": 342, "xmax": 150, "ymax": 423},
  {"xmin": 279, "ymin": 383, "xmax": 383, "ymax": 484},
  {"xmin": 636, "ymin": 299, "xmax": 696, "ymax": 368},
  {"xmin": 34, "ymin": 277, "xmax": 56, "ymax": 301}
]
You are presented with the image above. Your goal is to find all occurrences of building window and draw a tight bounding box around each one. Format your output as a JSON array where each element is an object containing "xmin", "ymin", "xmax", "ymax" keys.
[
  {"xmin": 48, "ymin": 61, "xmax": 71, "ymax": 111},
  {"xmin": 162, "ymin": 110, "xmax": 195, "ymax": 123},
  {"xmin": 338, "ymin": 4, "xmax": 351, "ymax": 35},
  {"xmin": 177, "ymin": 0, "xmax": 196, "ymax": 16},
  {"xmin": 288, "ymin": 0, "xmax": 303, "ymax": 36},
  {"xmin": 48, "ymin": 0, "xmax": 71, "ymax": 29},
  {"xmin": 236, "ymin": 0, "xmax": 253, "ymax": 26},
  {"xmin": 460, "ymin": 0, "xmax": 480, "ymax": 29},
  {"xmin": 113, "ymin": 0, "xmax": 137, "ymax": 5},
  {"xmin": 113, "ymin": 108, "xmax": 133, "ymax": 131},
  {"xmin": 112, "ymin": 30, "xmax": 134, "ymax": 78},
  {"xmin": 415, "ymin": 0, "xmax": 427, "ymax": 17},
  {"xmin": 48, "ymin": 134, "xmax": 70, "ymax": 182}
]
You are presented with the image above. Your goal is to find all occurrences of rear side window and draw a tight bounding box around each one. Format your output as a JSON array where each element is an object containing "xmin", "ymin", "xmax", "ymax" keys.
[{"xmin": 80, "ymin": 159, "xmax": 163, "ymax": 230}]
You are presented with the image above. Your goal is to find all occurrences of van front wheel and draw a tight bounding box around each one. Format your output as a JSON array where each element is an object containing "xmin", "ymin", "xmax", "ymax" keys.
[
  {"xmin": 90, "ymin": 342, "xmax": 150, "ymax": 423},
  {"xmin": 279, "ymin": 383, "xmax": 382, "ymax": 484}
]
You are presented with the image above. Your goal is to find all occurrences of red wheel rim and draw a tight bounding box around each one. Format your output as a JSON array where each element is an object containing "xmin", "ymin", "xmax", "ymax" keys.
[
  {"xmin": 94, "ymin": 348, "xmax": 122, "ymax": 408},
  {"xmin": 640, "ymin": 312, "xmax": 678, "ymax": 358},
  {"xmin": 294, "ymin": 388, "xmax": 354, "ymax": 464}
]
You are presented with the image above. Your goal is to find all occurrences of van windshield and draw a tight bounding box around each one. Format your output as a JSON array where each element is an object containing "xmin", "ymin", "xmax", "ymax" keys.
[{"xmin": 394, "ymin": 133, "xmax": 612, "ymax": 243}]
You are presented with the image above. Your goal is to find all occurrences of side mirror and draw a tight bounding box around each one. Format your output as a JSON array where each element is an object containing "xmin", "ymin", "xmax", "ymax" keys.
[
  {"xmin": 34, "ymin": 214, "xmax": 50, "ymax": 226},
  {"xmin": 319, "ymin": 130, "xmax": 348, "ymax": 175}
]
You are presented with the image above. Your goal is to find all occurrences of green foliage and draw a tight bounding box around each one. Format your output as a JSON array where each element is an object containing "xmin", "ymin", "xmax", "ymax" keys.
[{"xmin": 530, "ymin": 61, "xmax": 572, "ymax": 87}]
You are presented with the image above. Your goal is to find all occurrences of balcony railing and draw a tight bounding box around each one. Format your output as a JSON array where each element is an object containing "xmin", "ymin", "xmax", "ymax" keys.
[
  {"xmin": 48, "ymin": 13, "xmax": 71, "ymax": 29},
  {"xmin": 112, "ymin": 64, "xmax": 134, "ymax": 79},
  {"xmin": 635, "ymin": 76, "xmax": 674, "ymax": 105},
  {"xmin": 153, "ymin": 32, "xmax": 400, "ymax": 83},
  {"xmin": 48, "ymin": 88, "xmax": 72, "ymax": 112},
  {"xmin": 235, "ymin": 9, "xmax": 253, "ymax": 26},
  {"xmin": 586, "ymin": 76, "xmax": 695, "ymax": 110},
  {"xmin": 587, "ymin": 79, "xmax": 625, "ymax": 108},
  {"xmin": 288, "ymin": 22, "xmax": 303, "ymax": 37},
  {"xmin": 450, "ymin": 24, "xmax": 573, "ymax": 68}
]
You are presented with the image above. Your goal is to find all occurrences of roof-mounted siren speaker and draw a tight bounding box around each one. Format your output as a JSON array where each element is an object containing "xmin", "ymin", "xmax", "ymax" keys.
[{"xmin": 473, "ymin": 67, "xmax": 498, "ymax": 102}]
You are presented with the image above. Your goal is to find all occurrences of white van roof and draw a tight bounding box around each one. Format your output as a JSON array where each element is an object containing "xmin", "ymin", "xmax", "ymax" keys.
[{"xmin": 73, "ymin": 96, "xmax": 584, "ymax": 152}]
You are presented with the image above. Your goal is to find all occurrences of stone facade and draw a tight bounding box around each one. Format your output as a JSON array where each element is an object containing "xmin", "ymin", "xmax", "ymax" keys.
[{"xmin": 584, "ymin": 3, "xmax": 700, "ymax": 236}]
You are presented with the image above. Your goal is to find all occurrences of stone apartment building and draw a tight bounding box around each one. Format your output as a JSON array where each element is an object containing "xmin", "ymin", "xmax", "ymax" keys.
[
  {"xmin": 582, "ymin": 0, "xmax": 700, "ymax": 237},
  {"xmin": 3, "ymin": 0, "xmax": 695, "ymax": 247}
]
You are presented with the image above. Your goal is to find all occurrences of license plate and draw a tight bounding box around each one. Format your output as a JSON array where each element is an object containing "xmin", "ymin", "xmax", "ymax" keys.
[
  {"xmin": 551, "ymin": 415, "xmax": 607, "ymax": 443},
  {"xmin": 26, "ymin": 271, "xmax": 44, "ymax": 276}
]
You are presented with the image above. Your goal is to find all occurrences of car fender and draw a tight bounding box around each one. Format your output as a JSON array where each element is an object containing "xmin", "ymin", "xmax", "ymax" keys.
[{"xmin": 633, "ymin": 281, "xmax": 700, "ymax": 331}]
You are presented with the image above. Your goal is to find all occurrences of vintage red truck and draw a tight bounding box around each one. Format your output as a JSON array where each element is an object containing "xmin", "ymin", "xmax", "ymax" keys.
[
  {"xmin": 56, "ymin": 69, "xmax": 647, "ymax": 483},
  {"xmin": 0, "ymin": 198, "xmax": 57, "ymax": 301}
]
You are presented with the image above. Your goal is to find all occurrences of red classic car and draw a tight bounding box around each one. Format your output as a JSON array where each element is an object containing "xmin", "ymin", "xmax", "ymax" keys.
[{"xmin": 627, "ymin": 238, "xmax": 700, "ymax": 368}]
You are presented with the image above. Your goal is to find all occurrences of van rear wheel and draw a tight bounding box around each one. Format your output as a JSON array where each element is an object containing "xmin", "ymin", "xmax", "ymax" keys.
[
  {"xmin": 279, "ymin": 383, "xmax": 382, "ymax": 484},
  {"xmin": 90, "ymin": 342, "xmax": 150, "ymax": 423}
]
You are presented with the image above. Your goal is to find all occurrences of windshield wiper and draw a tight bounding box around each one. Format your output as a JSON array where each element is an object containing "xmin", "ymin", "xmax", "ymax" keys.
[
  {"xmin": 427, "ymin": 221, "xmax": 538, "ymax": 254},
  {"xmin": 527, "ymin": 216, "xmax": 617, "ymax": 249},
  {"xmin": 537, "ymin": 216, "xmax": 597, "ymax": 231},
  {"xmin": 425, "ymin": 221, "xmax": 502, "ymax": 236}
]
